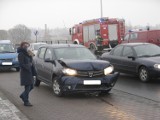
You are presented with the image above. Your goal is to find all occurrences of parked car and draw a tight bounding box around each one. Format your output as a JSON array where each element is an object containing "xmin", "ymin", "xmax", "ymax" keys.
[
  {"xmin": 34, "ymin": 44, "xmax": 119, "ymax": 96},
  {"xmin": 101, "ymin": 43, "xmax": 160, "ymax": 82},
  {"xmin": 122, "ymin": 30, "xmax": 160, "ymax": 46},
  {"xmin": 0, "ymin": 40, "xmax": 19, "ymax": 71},
  {"xmin": 28, "ymin": 42, "xmax": 47, "ymax": 55}
]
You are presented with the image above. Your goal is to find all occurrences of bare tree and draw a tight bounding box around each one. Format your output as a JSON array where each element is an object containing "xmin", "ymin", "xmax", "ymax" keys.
[
  {"xmin": 0, "ymin": 30, "xmax": 8, "ymax": 40},
  {"xmin": 8, "ymin": 24, "xmax": 31, "ymax": 43}
]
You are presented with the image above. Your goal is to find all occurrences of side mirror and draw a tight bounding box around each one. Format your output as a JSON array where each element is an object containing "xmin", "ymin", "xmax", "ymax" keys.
[{"xmin": 128, "ymin": 56, "xmax": 135, "ymax": 60}]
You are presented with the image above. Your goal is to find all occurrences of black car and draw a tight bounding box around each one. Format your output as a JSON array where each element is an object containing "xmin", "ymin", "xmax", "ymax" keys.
[
  {"xmin": 34, "ymin": 44, "xmax": 119, "ymax": 96},
  {"xmin": 101, "ymin": 43, "xmax": 160, "ymax": 82}
]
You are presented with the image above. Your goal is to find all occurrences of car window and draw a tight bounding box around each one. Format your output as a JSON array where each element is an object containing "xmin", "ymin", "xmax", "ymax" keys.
[
  {"xmin": 134, "ymin": 44, "xmax": 160, "ymax": 57},
  {"xmin": 112, "ymin": 46, "xmax": 123, "ymax": 56},
  {"xmin": 130, "ymin": 33, "xmax": 138, "ymax": 40},
  {"xmin": 122, "ymin": 47, "xmax": 134, "ymax": 57},
  {"xmin": 44, "ymin": 49, "xmax": 52, "ymax": 60},
  {"xmin": 0, "ymin": 44, "xmax": 15, "ymax": 53},
  {"xmin": 54, "ymin": 47, "xmax": 96, "ymax": 60},
  {"xmin": 38, "ymin": 47, "xmax": 46, "ymax": 59},
  {"xmin": 124, "ymin": 34, "xmax": 129, "ymax": 41}
]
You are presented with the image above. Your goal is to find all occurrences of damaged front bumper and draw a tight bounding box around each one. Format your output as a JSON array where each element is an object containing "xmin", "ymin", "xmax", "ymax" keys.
[{"xmin": 60, "ymin": 72, "xmax": 119, "ymax": 92}]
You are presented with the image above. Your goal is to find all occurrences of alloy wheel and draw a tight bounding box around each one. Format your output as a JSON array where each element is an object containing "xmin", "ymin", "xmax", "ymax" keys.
[
  {"xmin": 52, "ymin": 79, "xmax": 64, "ymax": 97},
  {"xmin": 139, "ymin": 67, "xmax": 149, "ymax": 82}
]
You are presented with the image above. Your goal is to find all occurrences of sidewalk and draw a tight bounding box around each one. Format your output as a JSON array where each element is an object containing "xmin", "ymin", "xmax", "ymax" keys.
[{"xmin": 0, "ymin": 91, "xmax": 29, "ymax": 120}]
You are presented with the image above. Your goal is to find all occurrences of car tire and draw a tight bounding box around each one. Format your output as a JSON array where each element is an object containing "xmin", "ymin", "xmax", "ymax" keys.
[
  {"xmin": 34, "ymin": 77, "xmax": 41, "ymax": 87},
  {"xmin": 99, "ymin": 88, "xmax": 111, "ymax": 96},
  {"xmin": 52, "ymin": 79, "xmax": 64, "ymax": 97},
  {"xmin": 16, "ymin": 68, "xmax": 20, "ymax": 72},
  {"xmin": 139, "ymin": 66, "xmax": 150, "ymax": 82}
]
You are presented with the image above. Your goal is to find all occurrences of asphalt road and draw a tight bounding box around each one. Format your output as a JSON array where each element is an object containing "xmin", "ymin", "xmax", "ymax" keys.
[
  {"xmin": 0, "ymin": 70, "xmax": 160, "ymax": 120},
  {"xmin": 115, "ymin": 73, "xmax": 160, "ymax": 102}
]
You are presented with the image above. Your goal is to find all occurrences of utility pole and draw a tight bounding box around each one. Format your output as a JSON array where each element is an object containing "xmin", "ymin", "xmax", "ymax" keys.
[
  {"xmin": 100, "ymin": 0, "xmax": 103, "ymax": 18},
  {"xmin": 45, "ymin": 24, "xmax": 47, "ymax": 41},
  {"xmin": 34, "ymin": 30, "xmax": 38, "ymax": 43}
]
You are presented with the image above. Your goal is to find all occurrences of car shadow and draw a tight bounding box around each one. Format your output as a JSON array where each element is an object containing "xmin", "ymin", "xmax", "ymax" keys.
[
  {"xmin": 0, "ymin": 69, "xmax": 17, "ymax": 73},
  {"xmin": 35, "ymin": 83, "xmax": 112, "ymax": 99}
]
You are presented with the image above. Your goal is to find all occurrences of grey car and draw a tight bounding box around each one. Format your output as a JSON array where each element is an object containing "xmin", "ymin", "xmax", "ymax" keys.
[{"xmin": 34, "ymin": 44, "xmax": 119, "ymax": 96}]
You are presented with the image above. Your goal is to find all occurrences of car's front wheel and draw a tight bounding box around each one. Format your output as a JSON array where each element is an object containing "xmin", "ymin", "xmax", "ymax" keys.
[
  {"xmin": 139, "ymin": 66, "xmax": 150, "ymax": 82},
  {"xmin": 52, "ymin": 79, "xmax": 64, "ymax": 97}
]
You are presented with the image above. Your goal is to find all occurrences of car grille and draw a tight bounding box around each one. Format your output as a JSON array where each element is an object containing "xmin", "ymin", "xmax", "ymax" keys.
[
  {"xmin": 77, "ymin": 70, "xmax": 104, "ymax": 78},
  {"xmin": 0, "ymin": 59, "xmax": 13, "ymax": 62},
  {"xmin": 75, "ymin": 84, "xmax": 108, "ymax": 90}
]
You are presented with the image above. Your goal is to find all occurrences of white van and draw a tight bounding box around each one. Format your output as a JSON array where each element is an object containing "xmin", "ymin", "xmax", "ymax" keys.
[{"xmin": 29, "ymin": 42, "xmax": 47, "ymax": 55}]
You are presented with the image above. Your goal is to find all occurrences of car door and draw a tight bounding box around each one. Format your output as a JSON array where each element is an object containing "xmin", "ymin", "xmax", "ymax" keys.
[
  {"xmin": 129, "ymin": 33, "xmax": 138, "ymax": 43},
  {"xmin": 108, "ymin": 45, "xmax": 124, "ymax": 71},
  {"xmin": 35, "ymin": 47, "xmax": 46, "ymax": 81},
  {"xmin": 43, "ymin": 48, "xmax": 54, "ymax": 84},
  {"xmin": 120, "ymin": 46, "xmax": 137, "ymax": 73},
  {"xmin": 122, "ymin": 33, "xmax": 130, "ymax": 43}
]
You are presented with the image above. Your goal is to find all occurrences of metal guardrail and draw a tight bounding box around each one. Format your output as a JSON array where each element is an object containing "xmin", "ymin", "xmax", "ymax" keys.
[
  {"xmin": 38, "ymin": 40, "xmax": 72, "ymax": 44},
  {"xmin": 38, "ymin": 40, "xmax": 111, "ymax": 56}
]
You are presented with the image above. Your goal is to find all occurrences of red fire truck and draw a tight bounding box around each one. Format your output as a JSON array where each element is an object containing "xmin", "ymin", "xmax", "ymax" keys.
[{"xmin": 69, "ymin": 17, "xmax": 125, "ymax": 53}]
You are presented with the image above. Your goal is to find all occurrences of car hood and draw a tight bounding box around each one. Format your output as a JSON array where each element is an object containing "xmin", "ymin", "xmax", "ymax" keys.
[
  {"xmin": 58, "ymin": 59, "xmax": 110, "ymax": 71},
  {"xmin": 139, "ymin": 57, "xmax": 160, "ymax": 64},
  {"xmin": 0, "ymin": 53, "xmax": 17, "ymax": 59}
]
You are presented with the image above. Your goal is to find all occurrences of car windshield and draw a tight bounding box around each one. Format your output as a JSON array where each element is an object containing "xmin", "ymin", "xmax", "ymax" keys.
[
  {"xmin": 0, "ymin": 44, "xmax": 15, "ymax": 53},
  {"xmin": 134, "ymin": 44, "xmax": 160, "ymax": 57},
  {"xmin": 54, "ymin": 47, "xmax": 97, "ymax": 60}
]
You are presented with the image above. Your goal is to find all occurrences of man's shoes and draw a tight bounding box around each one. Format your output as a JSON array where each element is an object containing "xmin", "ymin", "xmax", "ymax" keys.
[
  {"xmin": 24, "ymin": 102, "xmax": 33, "ymax": 107},
  {"xmin": 19, "ymin": 95, "xmax": 24, "ymax": 102}
]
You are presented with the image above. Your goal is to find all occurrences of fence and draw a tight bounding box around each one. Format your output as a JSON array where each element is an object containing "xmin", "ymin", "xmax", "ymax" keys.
[{"xmin": 38, "ymin": 40, "xmax": 72, "ymax": 44}]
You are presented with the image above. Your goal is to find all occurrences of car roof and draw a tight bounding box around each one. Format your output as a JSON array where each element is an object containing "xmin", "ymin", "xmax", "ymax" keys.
[
  {"xmin": 120, "ymin": 43, "xmax": 151, "ymax": 47},
  {"xmin": 126, "ymin": 30, "xmax": 160, "ymax": 34},
  {"xmin": 40, "ymin": 44, "xmax": 85, "ymax": 49},
  {"xmin": 0, "ymin": 40, "xmax": 11, "ymax": 44}
]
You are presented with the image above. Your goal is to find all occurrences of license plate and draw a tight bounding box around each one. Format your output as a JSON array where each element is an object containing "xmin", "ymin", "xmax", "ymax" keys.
[
  {"xmin": 83, "ymin": 80, "xmax": 101, "ymax": 85},
  {"xmin": 2, "ymin": 62, "xmax": 12, "ymax": 65}
]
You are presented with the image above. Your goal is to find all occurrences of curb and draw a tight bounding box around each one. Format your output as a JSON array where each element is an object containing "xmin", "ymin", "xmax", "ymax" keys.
[{"xmin": 0, "ymin": 91, "xmax": 29, "ymax": 120}]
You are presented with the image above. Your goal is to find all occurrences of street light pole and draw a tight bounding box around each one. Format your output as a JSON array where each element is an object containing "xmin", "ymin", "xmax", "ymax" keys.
[{"xmin": 100, "ymin": 0, "xmax": 103, "ymax": 18}]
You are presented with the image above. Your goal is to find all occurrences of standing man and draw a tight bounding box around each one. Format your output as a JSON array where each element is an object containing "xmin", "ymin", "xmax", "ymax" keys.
[{"xmin": 17, "ymin": 42, "xmax": 34, "ymax": 106}]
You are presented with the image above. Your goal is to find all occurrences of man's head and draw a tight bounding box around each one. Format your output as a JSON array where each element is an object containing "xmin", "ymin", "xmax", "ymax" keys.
[{"xmin": 20, "ymin": 42, "xmax": 30, "ymax": 49}]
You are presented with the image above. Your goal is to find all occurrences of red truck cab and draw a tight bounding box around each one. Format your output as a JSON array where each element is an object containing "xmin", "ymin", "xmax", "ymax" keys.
[{"xmin": 70, "ymin": 17, "xmax": 125, "ymax": 53}]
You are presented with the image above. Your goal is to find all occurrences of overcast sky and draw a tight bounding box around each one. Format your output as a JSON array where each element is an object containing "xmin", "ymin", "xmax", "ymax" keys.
[{"xmin": 0, "ymin": 0, "xmax": 159, "ymax": 30}]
